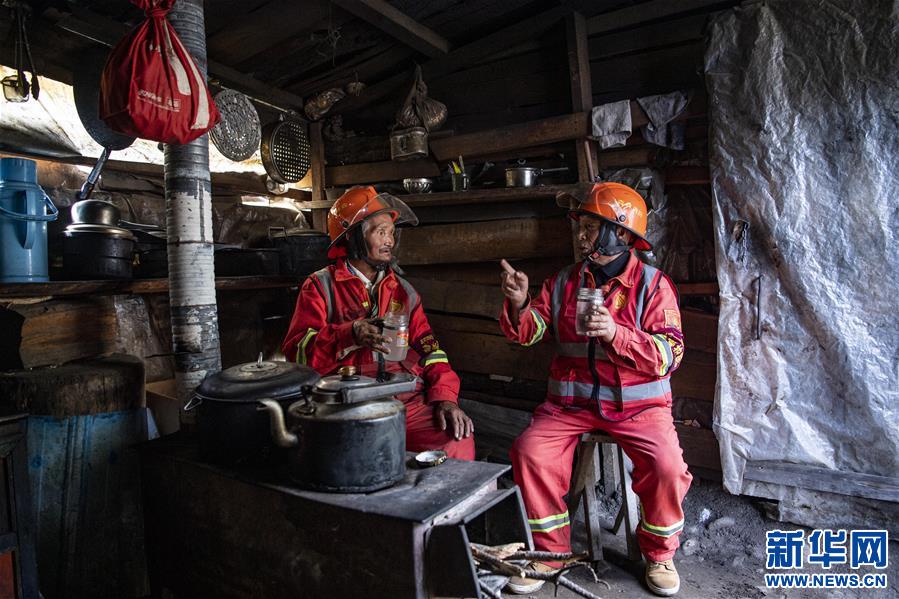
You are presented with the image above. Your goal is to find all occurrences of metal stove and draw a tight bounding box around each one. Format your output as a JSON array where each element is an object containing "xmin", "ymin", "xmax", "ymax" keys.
[{"xmin": 140, "ymin": 436, "xmax": 532, "ymax": 598}]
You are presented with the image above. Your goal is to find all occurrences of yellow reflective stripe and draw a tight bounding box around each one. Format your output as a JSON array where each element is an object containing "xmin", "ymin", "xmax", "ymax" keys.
[
  {"xmin": 536, "ymin": 521, "xmax": 570, "ymax": 533},
  {"xmin": 651, "ymin": 334, "xmax": 673, "ymax": 376},
  {"xmin": 639, "ymin": 506, "xmax": 684, "ymax": 537},
  {"xmin": 296, "ymin": 329, "xmax": 318, "ymax": 366},
  {"xmin": 522, "ymin": 309, "xmax": 547, "ymax": 347},
  {"xmin": 527, "ymin": 510, "xmax": 569, "ymax": 525},
  {"xmin": 422, "ymin": 350, "xmax": 449, "ymax": 367},
  {"xmin": 528, "ymin": 510, "xmax": 571, "ymax": 533}
]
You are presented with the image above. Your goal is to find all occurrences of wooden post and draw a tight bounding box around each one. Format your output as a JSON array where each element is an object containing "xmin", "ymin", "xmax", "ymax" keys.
[
  {"xmin": 309, "ymin": 121, "xmax": 328, "ymax": 233},
  {"xmin": 566, "ymin": 12, "xmax": 596, "ymax": 184}
]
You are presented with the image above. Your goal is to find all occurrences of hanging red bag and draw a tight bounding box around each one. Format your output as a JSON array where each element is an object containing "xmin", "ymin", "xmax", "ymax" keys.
[{"xmin": 99, "ymin": 0, "xmax": 219, "ymax": 145}]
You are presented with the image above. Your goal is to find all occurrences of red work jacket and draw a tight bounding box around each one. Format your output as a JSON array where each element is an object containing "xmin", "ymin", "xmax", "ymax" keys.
[
  {"xmin": 500, "ymin": 252, "xmax": 684, "ymax": 411},
  {"xmin": 281, "ymin": 260, "xmax": 460, "ymax": 405}
]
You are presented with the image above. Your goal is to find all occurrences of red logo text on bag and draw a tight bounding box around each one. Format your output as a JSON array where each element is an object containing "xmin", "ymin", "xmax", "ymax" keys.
[{"xmin": 99, "ymin": 0, "xmax": 220, "ymax": 144}]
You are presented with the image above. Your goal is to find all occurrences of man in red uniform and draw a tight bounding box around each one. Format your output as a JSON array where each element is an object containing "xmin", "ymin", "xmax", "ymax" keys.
[
  {"xmin": 281, "ymin": 186, "xmax": 474, "ymax": 459},
  {"xmin": 499, "ymin": 182, "xmax": 691, "ymax": 596}
]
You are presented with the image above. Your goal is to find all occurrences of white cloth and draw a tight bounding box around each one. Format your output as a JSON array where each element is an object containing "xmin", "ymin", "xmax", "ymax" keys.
[{"xmin": 590, "ymin": 100, "xmax": 632, "ymax": 149}]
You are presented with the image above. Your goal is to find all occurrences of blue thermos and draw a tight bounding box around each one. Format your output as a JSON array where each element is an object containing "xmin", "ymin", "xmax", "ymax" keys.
[{"xmin": 0, "ymin": 158, "xmax": 58, "ymax": 283}]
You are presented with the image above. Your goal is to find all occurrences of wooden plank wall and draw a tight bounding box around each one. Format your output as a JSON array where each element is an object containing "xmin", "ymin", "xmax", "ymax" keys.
[{"xmin": 320, "ymin": 6, "xmax": 727, "ymax": 475}]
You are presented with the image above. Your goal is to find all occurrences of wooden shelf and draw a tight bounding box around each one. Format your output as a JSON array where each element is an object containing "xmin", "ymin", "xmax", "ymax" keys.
[
  {"xmin": 0, "ymin": 276, "xmax": 300, "ymax": 299},
  {"xmin": 296, "ymin": 184, "xmax": 582, "ymax": 210}
]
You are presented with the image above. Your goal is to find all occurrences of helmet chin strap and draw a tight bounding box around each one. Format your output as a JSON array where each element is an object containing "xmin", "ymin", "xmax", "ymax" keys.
[{"xmin": 587, "ymin": 220, "xmax": 631, "ymax": 262}]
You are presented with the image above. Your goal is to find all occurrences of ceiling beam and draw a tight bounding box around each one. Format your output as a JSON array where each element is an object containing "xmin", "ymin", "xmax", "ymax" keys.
[
  {"xmin": 329, "ymin": 0, "xmax": 450, "ymax": 57},
  {"xmin": 42, "ymin": 6, "xmax": 305, "ymax": 113},
  {"xmin": 332, "ymin": 5, "xmax": 572, "ymax": 115},
  {"xmin": 587, "ymin": 0, "xmax": 734, "ymax": 35}
]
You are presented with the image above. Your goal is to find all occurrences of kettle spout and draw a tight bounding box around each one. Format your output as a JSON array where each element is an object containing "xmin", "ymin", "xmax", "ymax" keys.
[{"xmin": 257, "ymin": 399, "xmax": 298, "ymax": 448}]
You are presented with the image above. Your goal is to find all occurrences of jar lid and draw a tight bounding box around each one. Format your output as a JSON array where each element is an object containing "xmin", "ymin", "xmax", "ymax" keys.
[
  {"xmin": 195, "ymin": 358, "xmax": 320, "ymax": 402},
  {"xmin": 576, "ymin": 287, "xmax": 604, "ymax": 299}
]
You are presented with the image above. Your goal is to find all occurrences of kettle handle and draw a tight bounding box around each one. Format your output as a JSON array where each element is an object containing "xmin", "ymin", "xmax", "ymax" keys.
[
  {"xmin": 183, "ymin": 395, "xmax": 203, "ymax": 411},
  {"xmin": 0, "ymin": 184, "xmax": 58, "ymax": 222},
  {"xmin": 340, "ymin": 375, "xmax": 419, "ymax": 404}
]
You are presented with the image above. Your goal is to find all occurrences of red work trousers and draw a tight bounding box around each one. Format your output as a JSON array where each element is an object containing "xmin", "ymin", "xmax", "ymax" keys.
[
  {"xmin": 511, "ymin": 401, "xmax": 692, "ymax": 562},
  {"xmin": 405, "ymin": 397, "xmax": 475, "ymax": 460}
]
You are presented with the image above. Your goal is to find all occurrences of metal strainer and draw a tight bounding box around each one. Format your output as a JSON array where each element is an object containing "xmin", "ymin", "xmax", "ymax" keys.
[
  {"xmin": 260, "ymin": 118, "xmax": 311, "ymax": 184},
  {"xmin": 209, "ymin": 89, "xmax": 261, "ymax": 162}
]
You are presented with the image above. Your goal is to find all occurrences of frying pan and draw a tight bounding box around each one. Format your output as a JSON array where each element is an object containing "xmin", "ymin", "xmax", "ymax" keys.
[
  {"xmin": 260, "ymin": 118, "xmax": 311, "ymax": 184},
  {"xmin": 72, "ymin": 49, "xmax": 136, "ymax": 201}
]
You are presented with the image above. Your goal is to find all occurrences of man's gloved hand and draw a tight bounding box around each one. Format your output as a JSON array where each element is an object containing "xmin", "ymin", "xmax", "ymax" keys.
[
  {"xmin": 583, "ymin": 306, "xmax": 617, "ymax": 343},
  {"xmin": 500, "ymin": 259, "xmax": 529, "ymax": 310},
  {"xmin": 434, "ymin": 401, "xmax": 474, "ymax": 441},
  {"xmin": 352, "ymin": 318, "xmax": 391, "ymax": 354}
]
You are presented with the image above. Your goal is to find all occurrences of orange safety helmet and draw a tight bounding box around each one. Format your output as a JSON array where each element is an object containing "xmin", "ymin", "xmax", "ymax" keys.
[
  {"xmin": 557, "ymin": 182, "xmax": 652, "ymax": 251},
  {"xmin": 326, "ymin": 186, "xmax": 417, "ymax": 259}
]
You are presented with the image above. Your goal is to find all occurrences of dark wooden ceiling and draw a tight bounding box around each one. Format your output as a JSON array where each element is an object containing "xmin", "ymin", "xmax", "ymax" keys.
[{"xmin": 0, "ymin": 0, "xmax": 734, "ymax": 136}]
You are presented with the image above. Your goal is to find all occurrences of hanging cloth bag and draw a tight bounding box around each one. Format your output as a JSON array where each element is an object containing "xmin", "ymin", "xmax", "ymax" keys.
[{"xmin": 99, "ymin": 0, "xmax": 220, "ymax": 144}]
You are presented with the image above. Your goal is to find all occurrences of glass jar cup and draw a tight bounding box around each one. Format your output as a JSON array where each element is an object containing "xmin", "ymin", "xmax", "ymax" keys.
[{"xmin": 575, "ymin": 287, "xmax": 605, "ymax": 336}]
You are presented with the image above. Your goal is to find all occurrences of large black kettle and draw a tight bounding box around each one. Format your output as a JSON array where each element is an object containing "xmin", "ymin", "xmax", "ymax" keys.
[{"xmin": 258, "ymin": 366, "xmax": 418, "ymax": 493}]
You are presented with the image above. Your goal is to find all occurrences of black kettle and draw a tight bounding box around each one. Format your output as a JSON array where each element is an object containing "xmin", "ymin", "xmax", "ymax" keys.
[{"xmin": 258, "ymin": 366, "xmax": 418, "ymax": 493}]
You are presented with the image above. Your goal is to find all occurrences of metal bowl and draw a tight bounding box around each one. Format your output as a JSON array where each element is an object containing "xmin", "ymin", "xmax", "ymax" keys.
[
  {"xmin": 70, "ymin": 199, "xmax": 121, "ymax": 226},
  {"xmin": 402, "ymin": 177, "xmax": 432, "ymax": 194}
]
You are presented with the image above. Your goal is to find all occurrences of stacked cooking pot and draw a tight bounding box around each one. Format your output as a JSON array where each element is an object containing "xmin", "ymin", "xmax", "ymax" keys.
[
  {"xmin": 190, "ymin": 359, "xmax": 418, "ymax": 493},
  {"xmin": 62, "ymin": 199, "xmax": 136, "ymax": 279}
]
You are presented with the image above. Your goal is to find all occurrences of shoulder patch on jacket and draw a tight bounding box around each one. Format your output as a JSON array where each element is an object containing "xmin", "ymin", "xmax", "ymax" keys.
[{"xmin": 664, "ymin": 309, "xmax": 682, "ymax": 330}]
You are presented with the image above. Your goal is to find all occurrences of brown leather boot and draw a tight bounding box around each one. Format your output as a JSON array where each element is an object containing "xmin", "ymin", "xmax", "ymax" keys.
[{"xmin": 645, "ymin": 559, "xmax": 680, "ymax": 596}]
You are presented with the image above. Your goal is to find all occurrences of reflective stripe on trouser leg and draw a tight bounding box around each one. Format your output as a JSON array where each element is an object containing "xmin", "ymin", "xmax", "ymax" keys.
[
  {"xmin": 528, "ymin": 511, "xmax": 570, "ymax": 534},
  {"xmin": 510, "ymin": 403, "xmax": 589, "ymax": 553},
  {"xmin": 639, "ymin": 504, "xmax": 684, "ymax": 538}
]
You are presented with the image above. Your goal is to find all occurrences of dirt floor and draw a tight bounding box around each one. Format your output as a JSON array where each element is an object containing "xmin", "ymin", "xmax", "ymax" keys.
[{"xmin": 503, "ymin": 477, "xmax": 898, "ymax": 599}]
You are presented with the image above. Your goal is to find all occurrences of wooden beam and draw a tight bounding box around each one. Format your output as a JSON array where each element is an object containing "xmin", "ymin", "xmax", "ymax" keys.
[
  {"xmin": 0, "ymin": 149, "xmax": 312, "ymax": 202},
  {"xmin": 397, "ymin": 217, "xmax": 570, "ymax": 265},
  {"xmin": 587, "ymin": 0, "xmax": 733, "ymax": 35},
  {"xmin": 0, "ymin": 277, "xmax": 300, "ymax": 300},
  {"xmin": 43, "ymin": 6, "xmax": 304, "ymax": 112},
  {"xmin": 430, "ymin": 113, "xmax": 590, "ymax": 161},
  {"xmin": 325, "ymin": 159, "xmax": 441, "ymax": 187},
  {"xmin": 744, "ymin": 461, "xmax": 899, "ymax": 503},
  {"xmin": 206, "ymin": 0, "xmax": 327, "ymax": 65},
  {"xmin": 298, "ymin": 185, "xmax": 581, "ymax": 211},
  {"xmin": 333, "ymin": 5, "xmax": 572, "ymax": 115},
  {"xmin": 330, "ymin": 0, "xmax": 450, "ymax": 57},
  {"xmin": 566, "ymin": 12, "xmax": 596, "ymax": 183},
  {"xmin": 309, "ymin": 122, "xmax": 326, "ymax": 203}
]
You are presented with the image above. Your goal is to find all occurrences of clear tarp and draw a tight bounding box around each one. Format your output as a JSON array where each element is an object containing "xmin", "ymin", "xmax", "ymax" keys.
[{"xmin": 705, "ymin": 0, "xmax": 899, "ymax": 502}]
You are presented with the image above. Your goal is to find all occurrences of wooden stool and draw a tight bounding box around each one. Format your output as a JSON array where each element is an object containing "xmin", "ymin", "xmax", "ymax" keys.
[{"xmin": 567, "ymin": 432, "xmax": 642, "ymax": 564}]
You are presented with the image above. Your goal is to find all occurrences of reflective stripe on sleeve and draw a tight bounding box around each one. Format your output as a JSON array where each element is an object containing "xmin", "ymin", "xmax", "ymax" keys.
[
  {"xmin": 522, "ymin": 309, "xmax": 547, "ymax": 346},
  {"xmin": 422, "ymin": 350, "xmax": 449, "ymax": 367},
  {"xmin": 296, "ymin": 329, "xmax": 318, "ymax": 365},
  {"xmin": 650, "ymin": 333, "xmax": 674, "ymax": 376}
]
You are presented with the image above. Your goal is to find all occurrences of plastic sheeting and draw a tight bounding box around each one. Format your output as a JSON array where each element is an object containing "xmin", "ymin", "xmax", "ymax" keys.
[{"xmin": 705, "ymin": 0, "xmax": 899, "ymax": 500}]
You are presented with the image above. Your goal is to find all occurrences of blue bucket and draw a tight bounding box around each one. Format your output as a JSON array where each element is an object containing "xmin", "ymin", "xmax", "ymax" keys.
[{"xmin": 0, "ymin": 158, "xmax": 58, "ymax": 283}]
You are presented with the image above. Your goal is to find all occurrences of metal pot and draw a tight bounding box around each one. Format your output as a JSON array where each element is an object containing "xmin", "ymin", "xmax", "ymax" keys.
[
  {"xmin": 504, "ymin": 166, "xmax": 569, "ymax": 188},
  {"xmin": 70, "ymin": 199, "xmax": 121, "ymax": 226},
  {"xmin": 187, "ymin": 357, "xmax": 321, "ymax": 464},
  {"xmin": 258, "ymin": 366, "xmax": 418, "ymax": 493},
  {"xmin": 390, "ymin": 127, "xmax": 428, "ymax": 161},
  {"xmin": 268, "ymin": 227, "xmax": 330, "ymax": 277},
  {"xmin": 62, "ymin": 224, "xmax": 136, "ymax": 280}
]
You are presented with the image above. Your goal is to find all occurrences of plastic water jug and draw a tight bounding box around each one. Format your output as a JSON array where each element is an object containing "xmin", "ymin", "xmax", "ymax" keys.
[{"xmin": 0, "ymin": 158, "xmax": 58, "ymax": 283}]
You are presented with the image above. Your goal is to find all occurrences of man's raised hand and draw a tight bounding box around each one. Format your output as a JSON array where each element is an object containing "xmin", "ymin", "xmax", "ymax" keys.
[{"xmin": 499, "ymin": 259, "xmax": 529, "ymax": 309}]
